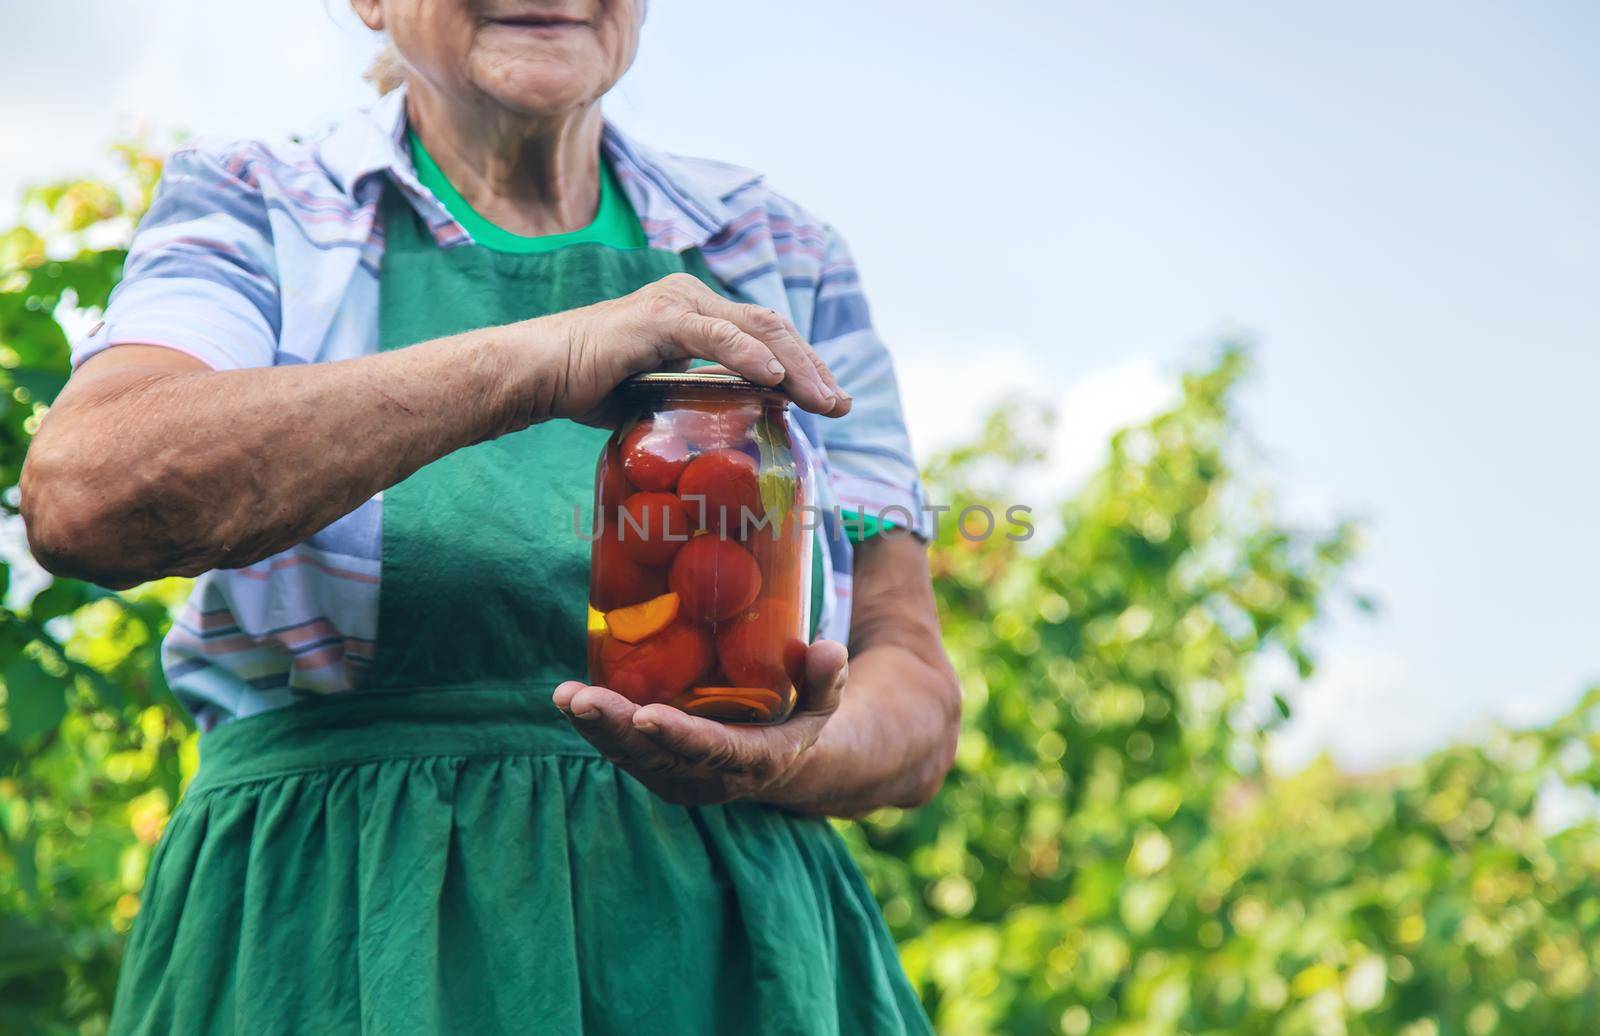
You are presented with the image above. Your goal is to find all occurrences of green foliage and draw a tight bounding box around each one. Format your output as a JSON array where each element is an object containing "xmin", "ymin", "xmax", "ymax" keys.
[
  {"xmin": 844, "ymin": 353, "xmax": 1600, "ymax": 1034},
  {"xmin": 2, "ymin": 149, "xmax": 1597, "ymax": 1036},
  {"xmin": 0, "ymin": 148, "xmax": 193, "ymax": 1035}
]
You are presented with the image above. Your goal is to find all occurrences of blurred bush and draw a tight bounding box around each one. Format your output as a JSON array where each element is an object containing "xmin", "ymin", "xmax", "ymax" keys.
[
  {"xmin": 0, "ymin": 146, "xmax": 195, "ymax": 1034},
  {"xmin": 848, "ymin": 353, "xmax": 1600, "ymax": 1034},
  {"xmin": 2, "ymin": 152, "xmax": 1597, "ymax": 1035}
]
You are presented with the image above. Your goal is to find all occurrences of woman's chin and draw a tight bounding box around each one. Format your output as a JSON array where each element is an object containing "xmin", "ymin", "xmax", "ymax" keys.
[{"xmin": 470, "ymin": 49, "xmax": 608, "ymax": 115}]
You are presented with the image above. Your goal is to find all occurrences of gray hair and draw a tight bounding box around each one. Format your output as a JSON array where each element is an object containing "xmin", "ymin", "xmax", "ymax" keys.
[{"xmin": 365, "ymin": 39, "xmax": 406, "ymax": 94}]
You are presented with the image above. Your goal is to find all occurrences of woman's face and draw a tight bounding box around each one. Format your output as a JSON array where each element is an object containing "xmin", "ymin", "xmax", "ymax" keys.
[{"xmin": 354, "ymin": 0, "xmax": 644, "ymax": 116}]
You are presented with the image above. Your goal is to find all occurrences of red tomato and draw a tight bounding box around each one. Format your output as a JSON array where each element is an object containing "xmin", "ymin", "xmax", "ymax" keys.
[
  {"xmin": 746, "ymin": 501, "xmax": 808, "ymax": 593},
  {"xmin": 678, "ymin": 449, "xmax": 762, "ymax": 536},
  {"xmin": 590, "ymin": 536, "xmax": 667, "ymax": 611},
  {"xmin": 617, "ymin": 492, "xmax": 691, "ymax": 566},
  {"xmin": 600, "ymin": 618, "xmax": 713, "ymax": 704},
  {"xmin": 783, "ymin": 639, "xmax": 809, "ymax": 690},
  {"xmin": 599, "ymin": 441, "xmax": 629, "ymax": 510},
  {"xmin": 621, "ymin": 420, "xmax": 694, "ymax": 492},
  {"xmin": 670, "ymin": 403, "xmax": 759, "ymax": 451},
  {"xmin": 716, "ymin": 597, "xmax": 805, "ymax": 687},
  {"xmin": 668, "ymin": 535, "xmax": 763, "ymax": 623}
]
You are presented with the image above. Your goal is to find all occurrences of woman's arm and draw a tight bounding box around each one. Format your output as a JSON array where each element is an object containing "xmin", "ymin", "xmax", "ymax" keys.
[
  {"xmin": 21, "ymin": 274, "xmax": 847, "ymax": 588},
  {"xmin": 550, "ymin": 532, "xmax": 961, "ymax": 816},
  {"xmin": 757, "ymin": 532, "xmax": 960, "ymax": 815}
]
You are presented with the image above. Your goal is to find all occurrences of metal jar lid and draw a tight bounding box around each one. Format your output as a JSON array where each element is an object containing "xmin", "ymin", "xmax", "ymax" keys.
[{"xmin": 622, "ymin": 369, "xmax": 774, "ymax": 393}]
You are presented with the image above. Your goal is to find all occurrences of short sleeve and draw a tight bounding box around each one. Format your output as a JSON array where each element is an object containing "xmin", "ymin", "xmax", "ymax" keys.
[
  {"xmin": 73, "ymin": 145, "xmax": 280, "ymax": 371},
  {"xmin": 808, "ymin": 228, "xmax": 930, "ymax": 539}
]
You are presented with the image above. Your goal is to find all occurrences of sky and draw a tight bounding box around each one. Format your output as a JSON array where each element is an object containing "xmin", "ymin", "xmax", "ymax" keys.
[{"xmin": 2, "ymin": 1, "xmax": 1596, "ymax": 770}]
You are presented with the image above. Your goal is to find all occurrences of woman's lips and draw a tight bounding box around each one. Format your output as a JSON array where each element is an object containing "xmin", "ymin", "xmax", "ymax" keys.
[{"xmin": 485, "ymin": 16, "xmax": 589, "ymax": 33}]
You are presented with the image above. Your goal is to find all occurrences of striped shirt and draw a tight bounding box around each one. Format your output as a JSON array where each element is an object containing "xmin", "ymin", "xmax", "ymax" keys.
[{"xmin": 75, "ymin": 86, "xmax": 928, "ymax": 729}]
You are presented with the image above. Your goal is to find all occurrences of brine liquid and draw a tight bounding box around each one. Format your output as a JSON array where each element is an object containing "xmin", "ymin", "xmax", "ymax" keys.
[{"xmin": 586, "ymin": 398, "xmax": 809, "ymax": 724}]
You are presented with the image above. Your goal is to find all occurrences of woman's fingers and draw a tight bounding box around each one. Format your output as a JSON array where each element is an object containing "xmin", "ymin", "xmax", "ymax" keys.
[
  {"xmin": 551, "ymin": 680, "xmax": 587, "ymax": 711},
  {"xmin": 667, "ymin": 314, "xmax": 788, "ymax": 388},
  {"xmin": 631, "ymin": 642, "xmax": 843, "ymax": 780},
  {"xmin": 554, "ymin": 682, "xmax": 682, "ymax": 772},
  {"xmin": 693, "ymin": 295, "xmax": 845, "ymax": 415},
  {"xmin": 556, "ymin": 648, "xmax": 844, "ymax": 801},
  {"xmin": 797, "ymin": 639, "xmax": 849, "ymax": 716},
  {"xmin": 640, "ymin": 274, "xmax": 847, "ymax": 416},
  {"xmin": 632, "ymin": 705, "xmax": 752, "ymax": 767},
  {"xmin": 799, "ymin": 341, "xmax": 848, "ymax": 412},
  {"xmin": 545, "ymin": 274, "xmax": 852, "ymax": 422},
  {"xmin": 766, "ymin": 308, "xmax": 848, "ymax": 409},
  {"xmin": 632, "ymin": 703, "xmax": 809, "ymax": 786}
]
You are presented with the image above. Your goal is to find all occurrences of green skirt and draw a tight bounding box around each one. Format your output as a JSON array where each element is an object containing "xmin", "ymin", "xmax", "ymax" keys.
[{"xmin": 111, "ymin": 687, "xmax": 930, "ymax": 1035}]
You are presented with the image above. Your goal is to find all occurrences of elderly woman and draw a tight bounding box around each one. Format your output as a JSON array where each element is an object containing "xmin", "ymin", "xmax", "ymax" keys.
[{"xmin": 22, "ymin": 2, "xmax": 958, "ymax": 1033}]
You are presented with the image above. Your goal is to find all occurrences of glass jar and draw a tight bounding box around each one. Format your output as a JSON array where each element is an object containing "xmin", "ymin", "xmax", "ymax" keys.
[{"xmin": 587, "ymin": 371, "xmax": 812, "ymax": 724}]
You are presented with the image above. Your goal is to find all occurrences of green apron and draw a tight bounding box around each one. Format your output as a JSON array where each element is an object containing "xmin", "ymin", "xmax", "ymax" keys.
[{"xmin": 108, "ymin": 190, "xmax": 930, "ymax": 1035}]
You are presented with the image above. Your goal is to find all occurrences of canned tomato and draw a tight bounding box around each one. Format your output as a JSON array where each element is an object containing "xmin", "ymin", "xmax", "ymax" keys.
[{"xmin": 587, "ymin": 371, "xmax": 812, "ymax": 723}]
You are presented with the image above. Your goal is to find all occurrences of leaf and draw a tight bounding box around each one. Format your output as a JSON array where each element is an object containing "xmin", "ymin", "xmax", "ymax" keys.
[
  {"xmin": 1119, "ymin": 879, "xmax": 1175, "ymax": 935},
  {"xmin": 1273, "ymin": 692, "xmax": 1293, "ymax": 720},
  {"xmin": 0, "ymin": 225, "xmax": 46, "ymax": 272},
  {"xmin": 0, "ymin": 293, "xmax": 71, "ymax": 366},
  {"xmin": 8, "ymin": 366, "xmax": 69, "ymax": 404},
  {"xmin": 753, "ymin": 409, "xmax": 798, "ymax": 528},
  {"xmin": 26, "ymin": 579, "xmax": 92, "ymax": 623},
  {"xmin": 74, "ymin": 664, "xmax": 126, "ymax": 711},
  {"xmin": 0, "ymin": 915, "xmax": 73, "ymax": 981},
  {"xmin": 1291, "ymin": 646, "xmax": 1316, "ymax": 679},
  {"xmin": 3, "ymin": 654, "xmax": 67, "ymax": 742},
  {"xmin": 0, "ymin": 823, "xmax": 39, "ymax": 899}
]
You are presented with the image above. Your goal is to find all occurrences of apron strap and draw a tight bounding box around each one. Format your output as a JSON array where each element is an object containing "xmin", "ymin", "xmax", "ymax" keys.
[{"xmin": 378, "ymin": 179, "xmax": 439, "ymax": 259}]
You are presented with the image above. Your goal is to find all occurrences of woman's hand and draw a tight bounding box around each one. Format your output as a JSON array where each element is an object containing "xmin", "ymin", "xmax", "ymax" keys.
[
  {"xmin": 529, "ymin": 272, "xmax": 851, "ymax": 424},
  {"xmin": 550, "ymin": 640, "xmax": 848, "ymax": 806},
  {"xmin": 25, "ymin": 273, "xmax": 846, "ymax": 588}
]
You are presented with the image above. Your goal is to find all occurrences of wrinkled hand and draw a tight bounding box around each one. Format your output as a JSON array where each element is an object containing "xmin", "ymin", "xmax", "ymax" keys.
[
  {"xmin": 531, "ymin": 271, "xmax": 850, "ymax": 424},
  {"xmin": 552, "ymin": 640, "xmax": 847, "ymax": 806}
]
